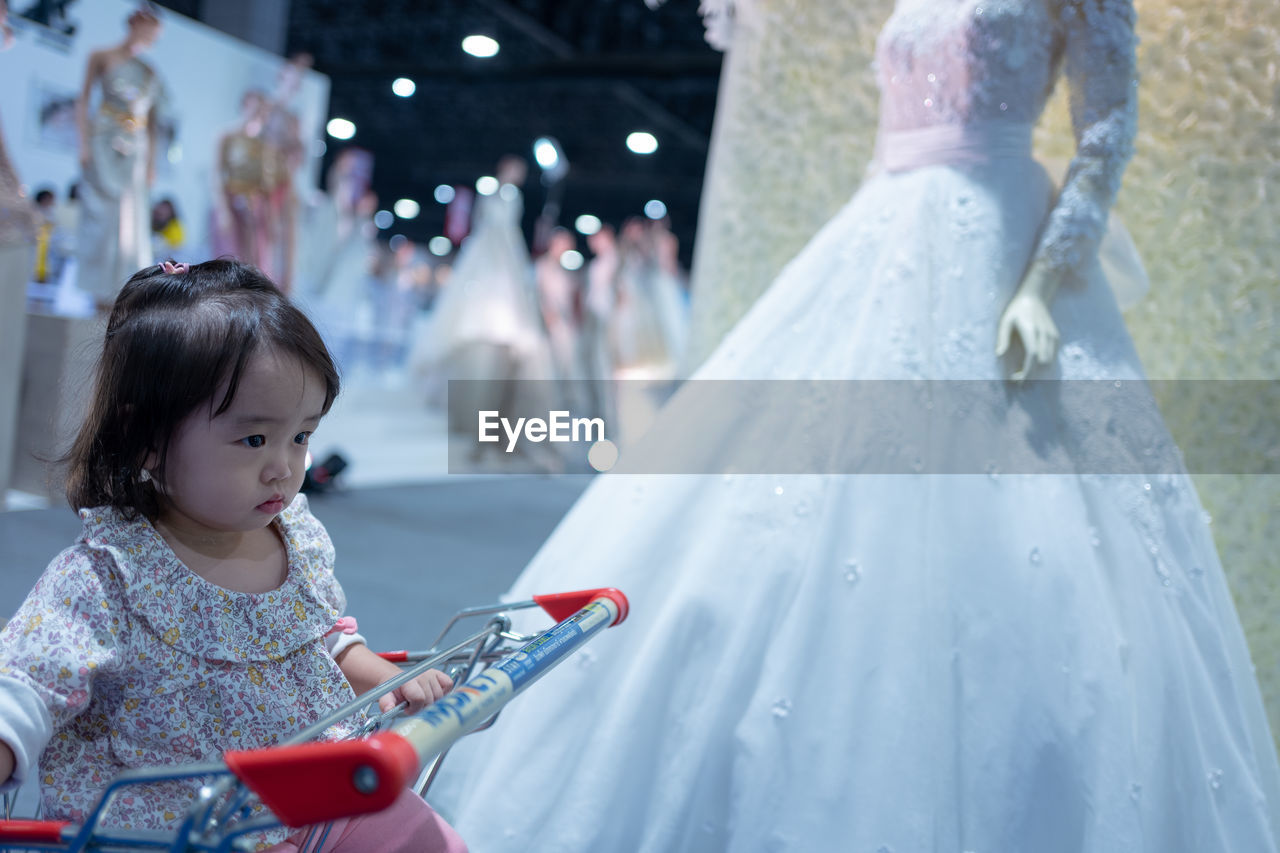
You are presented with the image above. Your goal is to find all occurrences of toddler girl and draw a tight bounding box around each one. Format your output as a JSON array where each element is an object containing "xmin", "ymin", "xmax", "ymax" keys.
[{"xmin": 0, "ymin": 259, "xmax": 466, "ymax": 851}]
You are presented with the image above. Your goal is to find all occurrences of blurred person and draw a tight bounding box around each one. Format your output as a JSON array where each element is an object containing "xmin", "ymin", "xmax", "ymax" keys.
[
  {"xmin": 580, "ymin": 223, "xmax": 620, "ymax": 423},
  {"xmin": 150, "ymin": 196, "xmax": 184, "ymax": 254},
  {"xmin": 31, "ymin": 187, "xmax": 55, "ymax": 282},
  {"xmin": 535, "ymin": 227, "xmax": 583, "ymax": 382},
  {"xmin": 608, "ymin": 217, "xmax": 673, "ymax": 379},
  {"xmin": 48, "ymin": 181, "xmax": 79, "ymax": 283},
  {"xmin": 75, "ymin": 3, "xmax": 164, "ymax": 311},
  {"xmin": 295, "ymin": 148, "xmax": 378, "ymax": 371}
]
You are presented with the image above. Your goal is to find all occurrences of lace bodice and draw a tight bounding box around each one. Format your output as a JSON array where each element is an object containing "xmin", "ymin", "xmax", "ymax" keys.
[
  {"xmin": 875, "ymin": 0, "xmax": 1138, "ymax": 277},
  {"xmin": 95, "ymin": 56, "xmax": 161, "ymax": 123},
  {"xmin": 696, "ymin": 0, "xmax": 1137, "ymax": 313},
  {"xmin": 876, "ymin": 0, "xmax": 1059, "ymax": 131}
]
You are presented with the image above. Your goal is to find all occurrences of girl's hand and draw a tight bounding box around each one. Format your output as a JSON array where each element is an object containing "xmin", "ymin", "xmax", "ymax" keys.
[
  {"xmin": 335, "ymin": 642, "xmax": 452, "ymax": 714},
  {"xmin": 380, "ymin": 668, "xmax": 452, "ymax": 714}
]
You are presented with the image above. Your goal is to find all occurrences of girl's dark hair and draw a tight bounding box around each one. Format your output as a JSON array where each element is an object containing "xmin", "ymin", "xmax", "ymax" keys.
[{"xmin": 64, "ymin": 259, "xmax": 340, "ymax": 519}]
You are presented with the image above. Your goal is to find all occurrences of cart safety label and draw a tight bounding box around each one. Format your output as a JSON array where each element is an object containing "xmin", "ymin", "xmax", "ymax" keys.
[
  {"xmin": 492, "ymin": 600, "xmax": 612, "ymax": 689},
  {"xmin": 407, "ymin": 599, "xmax": 614, "ymax": 754},
  {"xmin": 416, "ymin": 669, "xmax": 514, "ymax": 737}
]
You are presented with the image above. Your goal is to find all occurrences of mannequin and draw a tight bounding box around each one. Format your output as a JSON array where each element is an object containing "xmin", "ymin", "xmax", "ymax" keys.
[
  {"xmin": 214, "ymin": 89, "xmax": 271, "ymax": 273},
  {"xmin": 259, "ymin": 53, "xmax": 312, "ymax": 293},
  {"xmin": 0, "ymin": 0, "xmax": 39, "ymax": 503},
  {"xmin": 433, "ymin": 1, "xmax": 1280, "ymax": 849},
  {"xmin": 74, "ymin": 4, "xmax": 163, "ymax": 310}
]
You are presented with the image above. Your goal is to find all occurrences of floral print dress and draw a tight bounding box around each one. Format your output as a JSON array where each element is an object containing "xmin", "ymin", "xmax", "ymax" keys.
[{"xmin": 0, "ymin": 494, "xmax": 362, "ymax": 840}]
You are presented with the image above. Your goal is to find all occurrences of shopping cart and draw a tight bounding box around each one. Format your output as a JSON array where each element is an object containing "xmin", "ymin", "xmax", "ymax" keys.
[{"xmin": 0, "ymin": 587, "xmax": 629, "ymax": 852}]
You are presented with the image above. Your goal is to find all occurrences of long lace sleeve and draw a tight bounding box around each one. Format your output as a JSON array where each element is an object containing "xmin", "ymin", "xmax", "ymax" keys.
[{"xmin": 1031, "ymin": 0, "xmax": 1138, "ymax": 275}]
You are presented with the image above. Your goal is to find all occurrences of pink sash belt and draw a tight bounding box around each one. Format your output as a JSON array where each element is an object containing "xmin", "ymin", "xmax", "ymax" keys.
[{"xmin": 875, "ymin": 122, "xmax": 1034, "ymax": 173}]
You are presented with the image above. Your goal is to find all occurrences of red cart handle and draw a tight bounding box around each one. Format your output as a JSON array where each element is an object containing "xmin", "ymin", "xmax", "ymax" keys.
[
  {"xmin": 225, "ymin": 732, "xmax": 417, "ymax": 827},
  {"xmin": 534, "ymin": 588, "xmax": 629, "ymax": 626},
  {"xmin": 0, "ymin": 820, "xmax": 71, "ymax": 844}
]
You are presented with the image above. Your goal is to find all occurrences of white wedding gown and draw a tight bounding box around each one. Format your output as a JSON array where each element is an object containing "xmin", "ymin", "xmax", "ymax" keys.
[{"xmin": 431, "ymin": 0, "xmax": 1280, "ymax": 850}]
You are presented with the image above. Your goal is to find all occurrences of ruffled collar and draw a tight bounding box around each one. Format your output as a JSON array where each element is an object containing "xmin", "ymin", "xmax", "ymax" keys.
[{"xmin": 78, "ymin": 495, "xmax": 343, "ymax": 663}]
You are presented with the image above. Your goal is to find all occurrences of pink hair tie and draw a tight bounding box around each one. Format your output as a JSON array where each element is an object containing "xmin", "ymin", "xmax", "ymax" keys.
[
  {"xmin": 325, "ymin": 616, "xmax": 359, "ymax": 637},
  {"xmin": 161, "ymin": 261, "xmax": 190, "ymax": 275}
]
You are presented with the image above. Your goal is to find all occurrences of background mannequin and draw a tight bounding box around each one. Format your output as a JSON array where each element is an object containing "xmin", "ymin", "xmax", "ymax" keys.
[
  {"xmin": 213, "ymin": 89, "xmax": 271, "ymax": 273},
  {"xmin": 535, "ymin": 227, "xmax": 582, "ymax": 383},
  {"xmin": 74, "ymin": 4, "xmax": 164, "ymax": 310},
  {"xmin": 0, "ymin": 0, "xmax": 39, "ymax": 504},
  {"xmin": 259, "ymin": 52, "xmax": 312, "ymax": 293}
]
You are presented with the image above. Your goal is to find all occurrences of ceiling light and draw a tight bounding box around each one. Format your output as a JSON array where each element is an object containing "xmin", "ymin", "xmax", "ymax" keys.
[
  {"xmin": 644, "ymin": 199, "xmax": 668, "ymax": 220},
  {"xmin": 475, "ymin": 175, "xmax": 499, "ymax": 196},
  {"xmin": 559, "ymin": 250, "xmax": 584, "ymax": 271},
  {"xmin": 392, "ymin": 77, "xmax": 416, "ymax": 97},
  {"xmin": 434, "ymin": 184, "xmax": 456, "ymax": 204},
  {"xmin": 429, "ymin": 236, "xmax": 453, "ymax": 256},
  {"xmin": 462, "ymin": 35, "xmax": 499, "ymax": 58},
  {"xmin": 393, "ymin": 198, "xmax": 420, "ymax": 219},
  {"xmin": 626, "ymin": 131, "xmax": 658, "ymax": 155},
  {"xmin": 326, "ymin": 118, "xmax": 356, "ymax": 140},
  {"xmin": 533, "ymin": 137, "xmax": 559, "ymax": 169},
  {"xmin": 373, "ymin": 210, "xmax": 394, "ymax": 229},
  {"xmin": 574, "ymin": 214, "xmax": 602, "ymax": 236}
]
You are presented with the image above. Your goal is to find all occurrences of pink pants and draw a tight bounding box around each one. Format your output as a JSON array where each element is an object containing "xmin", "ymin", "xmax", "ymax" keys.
[{"xmin": 265, "ymin": 790, "xmax": 468, "ymax": 853}]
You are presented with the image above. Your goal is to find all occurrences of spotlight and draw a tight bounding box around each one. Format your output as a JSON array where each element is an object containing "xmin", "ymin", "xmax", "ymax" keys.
[
  {"xmin": 532, "ymin": 136, "xmax": 569, "ymax": 184},
  {"xmin": 533, "ymin": 138, "xmax": 559, "ymax": 169},
  {"xmin": 392, "ymin": 77, "xmax": 416, "ymax": 97},
  {"xmin": 644, "ymin": 199, "xmax": 668, "ymax": 220},
  {"xmin": 575, "ymin": 214, "xmax": 602, "ymax": 236},
  {"xmin": 434, "ymin": 184, "xmax": 456, "ymax": 204},
  {"xmin": 393, "ymin": 198, "xmax": 420, "ymax": 219},
  {"xmin": 462, "ymin": 35, "xmax": 500, "ymax": 58},
  {"xmin": 326, "ymin": 118, "xmax": 356, "ymax": 140},
  {"xmin": 626, "ymin": 131, "xmax": 658, "ymax": 155}
]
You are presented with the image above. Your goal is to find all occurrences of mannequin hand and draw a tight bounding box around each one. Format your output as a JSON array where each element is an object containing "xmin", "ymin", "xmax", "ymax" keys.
[{"xmin": 996, "ymin": 290, "xmax": 1059, "ymax": 382}]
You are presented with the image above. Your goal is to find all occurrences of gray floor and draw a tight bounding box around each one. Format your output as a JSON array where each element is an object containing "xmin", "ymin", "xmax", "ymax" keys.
[{"xmin": 0, "ymin": 476, "xmax": 593, "ymax": 650}]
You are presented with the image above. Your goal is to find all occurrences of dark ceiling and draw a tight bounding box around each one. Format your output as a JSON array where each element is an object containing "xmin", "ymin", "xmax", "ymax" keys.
[{"xmin": 165, "ymin": 0, "xmax": 723, "ymax": 262}]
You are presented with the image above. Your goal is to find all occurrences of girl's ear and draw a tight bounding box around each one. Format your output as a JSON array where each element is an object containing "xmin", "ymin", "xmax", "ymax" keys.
[{"xmin": 142, "ymin": 450, "xmax": 159, "ymax": 473}]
